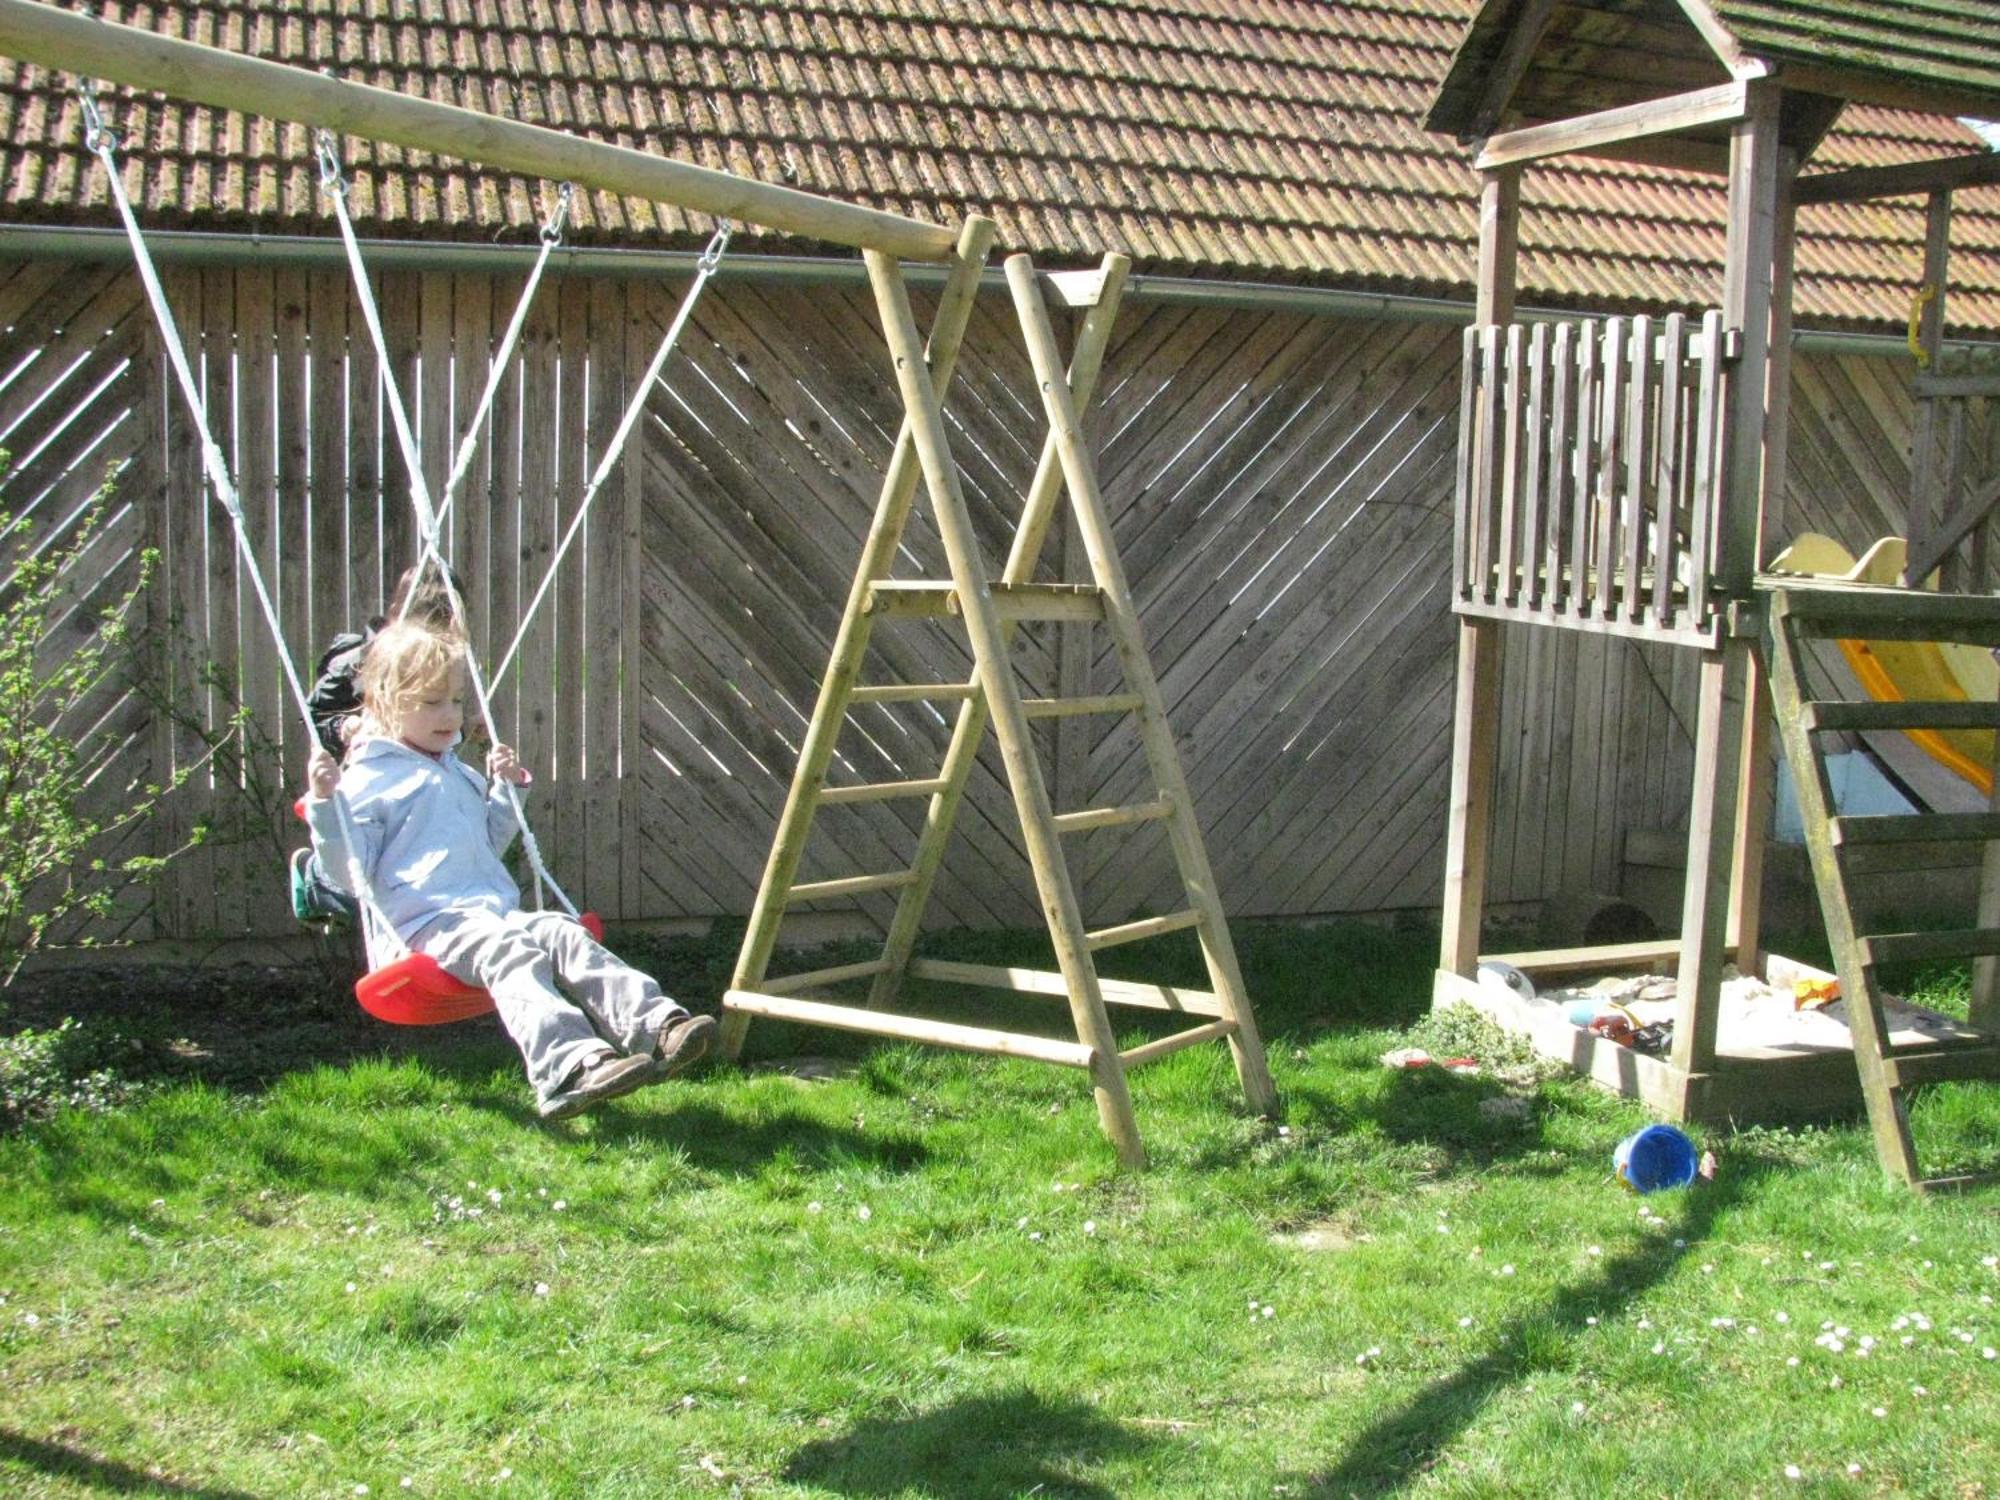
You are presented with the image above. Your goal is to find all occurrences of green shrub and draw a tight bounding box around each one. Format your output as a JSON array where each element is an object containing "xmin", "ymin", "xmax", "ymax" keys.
[
  {"xmin": 0, "ymin": 476, "xmax": 195, "ymax": 987},
  {"xmin": 0, "ymin": 1015, "xmax": 147, "ymax": 1127}
]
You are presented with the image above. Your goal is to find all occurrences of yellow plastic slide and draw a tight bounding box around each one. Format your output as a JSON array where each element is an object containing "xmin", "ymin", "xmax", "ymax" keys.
[{"xmin": 1768, "ymin": 533, "xmax": 1997, "ymax": 795}]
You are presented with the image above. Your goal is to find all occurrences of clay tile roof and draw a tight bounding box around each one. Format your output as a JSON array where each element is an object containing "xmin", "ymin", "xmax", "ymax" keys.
[{"xmin": 0, "ymin": 2, "xmax": 1992, "ymax": 333}]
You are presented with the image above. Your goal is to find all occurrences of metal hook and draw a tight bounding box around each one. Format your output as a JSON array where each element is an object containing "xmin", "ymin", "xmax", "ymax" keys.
[
  {"xmin": 539, "ymin": 181, "xmax": 575, "ymax": 246},
  {"xmin": 313, "ymin": 128, "xmax": 349, "ymax": 197},
  {"xmin": 697, "ymin": 220, "xmax": 733, "ymax": 276}
]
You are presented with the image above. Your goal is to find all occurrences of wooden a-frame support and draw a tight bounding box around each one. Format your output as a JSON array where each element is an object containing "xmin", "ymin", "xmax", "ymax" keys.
[{"xmin": 717, "ymin": 222, "xmax": 1276, "ymax": 1168}]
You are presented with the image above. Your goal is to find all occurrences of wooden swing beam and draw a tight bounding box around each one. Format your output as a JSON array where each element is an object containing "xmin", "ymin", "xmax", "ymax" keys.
[{"xmin": 0, "ymin": 0, "xmax": 955, "ymax": 262}]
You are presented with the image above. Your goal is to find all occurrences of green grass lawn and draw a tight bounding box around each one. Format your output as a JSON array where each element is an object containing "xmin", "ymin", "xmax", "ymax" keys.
[{"xmin": 2, "ymin": 921, "xmax": 1997, "ymax": 1498}]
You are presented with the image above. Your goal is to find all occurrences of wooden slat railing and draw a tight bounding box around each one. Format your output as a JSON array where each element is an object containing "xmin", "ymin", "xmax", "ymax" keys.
[{"xmin": 1455, "ymin": 310, "xmax": 1737, "ymax": 646}]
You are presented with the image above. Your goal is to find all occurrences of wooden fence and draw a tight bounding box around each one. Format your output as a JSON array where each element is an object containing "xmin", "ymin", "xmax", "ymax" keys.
[{"xmin": 0, "ymin": 254, "xmax": 1981, "ymax": 948}]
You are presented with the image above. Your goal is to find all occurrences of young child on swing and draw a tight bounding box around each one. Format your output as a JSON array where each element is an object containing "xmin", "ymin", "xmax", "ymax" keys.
[
  {"xmin": 291, "ymin": 560, "xmax": 467, "ymax": 924},
  {"xmin": 303, "ymin": 618, "xmax": 716, "ymax": 1120}
]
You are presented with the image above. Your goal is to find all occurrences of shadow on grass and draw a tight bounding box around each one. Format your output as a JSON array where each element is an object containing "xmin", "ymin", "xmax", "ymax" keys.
[
  {"xmin": 539, "ymin": 1097, "xmax": 929, "ymax": 1174},
  {"xmin": 1269, "ymin": 1153, "xmax": 1766, "ymax": 1496},
  {"xmin": 780, "ymin": 1387, "xmax": 1153, "ymax": 1498},
  {"xmin": 0, "ymin": 1427, "xmax": 259, "ymax": 1498}
]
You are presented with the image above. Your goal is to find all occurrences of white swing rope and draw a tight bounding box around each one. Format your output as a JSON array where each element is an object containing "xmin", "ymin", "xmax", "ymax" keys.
[
  {"xmin": 78, "ymin": 86, "xmax": 399, "ymax": 942},
  {"xmin": 315, "ymin": 130, "xmax": 577, "ymax": 916},
  {"xmin": 491, "ymin": 218, "xmax": 731, "ymax": 684}
]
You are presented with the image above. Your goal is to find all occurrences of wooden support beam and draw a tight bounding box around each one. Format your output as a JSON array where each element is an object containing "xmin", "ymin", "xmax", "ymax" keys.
[
  {"xmin": 1120, "ymin": 1020, "xmax": 1238, "ymax": 1070},
  {"xmin": 1794, "ymin": 152, "xmax": 2000, "ymax": 206},
  {"xmin": 761, "ymin": 959, "xmax": 893, "ymax": 996},
  {"xmin": 1464, "ymin": 0, "xmax": 1558, "ymax": 140},
  {"xmin": 1906, "ymin": 192, "xmax": 1953, "ymax": 588},
  {"xmin": 1906, "ymin": 472, "xmax": 2000, "ymax": 588},
  {"xmin": 1476, "ymin": 82, "xmax": 1747, "ymax": 171},
  {"xmin": 906, "ymin": 958, "xmax": 1225, "ymax": 1016},
  {"xmin": 0, "ymin": 1, "xmax": 954, "ymax": 259},
  {"xmin": 723, "ymin": 990, "xmax": 1095, "ymax": 1068}
]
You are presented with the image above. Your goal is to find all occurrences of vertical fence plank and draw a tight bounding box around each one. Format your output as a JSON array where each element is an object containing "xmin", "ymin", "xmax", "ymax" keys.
[
  {"xmin": 583, "ymin": 273, "xmax": 624, "ymax": 918},
  {"xmin": 1496, "ymin": 322, "xmax": 1523, "ymax": 606},
  {"xmin": 1593, "ymin": 317, "xmax": 1624, "ymax": 620},
  {"xmin": 552, "ymin": 276, "xmax": 591, "ymax": 894},
  {"xmin": 1472, "ymin": 324, "xmax": 1500, "ymax": 601},
  {"xmin": 450, "ymin": 269, "xmax": 492, "ymax": 646},
  {"xmin": 1654, "ymin": 312, "xmax": 1685, "ymax": 628},
  {"xmin": 1518, "ymin": 321, "xmax": 1548, "ymax": 610},
  {"xmin": 1542, "ymin": 321, "xmax": 1572, "ymax": 614},
  {"xmin": 1453, "ymin": 323, "xmax": 1477, "ymax": 600},
  {"xmin": 1568, "ymin": 321, "xmax": 1597, "ymax": 623},
  {"xmin": 307, "ymin": 269, "xmax": 349, "ymax": 727},
  {"xmin": 1623, "ymin": 314, "xmax": 1650, "ymax": 622},
  {"xmin": 1689, "ymin": 310, "xmax": 1723, "ymax": 631}
]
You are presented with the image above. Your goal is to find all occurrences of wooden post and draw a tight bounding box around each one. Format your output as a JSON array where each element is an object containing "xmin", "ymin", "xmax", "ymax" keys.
[
  {"xmin": 1674, "ymin": 81, "xmax": 1780, "ymax": 1096},
  {"xmin": 1728, "ymin": 153, "xmax": 1796, "ymax": 975},
  {"xmin": 1440, "ymin": 166, "xmax": 1518, "ymax": 981},
  {"xmin": 1906, "ymin": 192, "xmax": 1952, "ymax": 587}
]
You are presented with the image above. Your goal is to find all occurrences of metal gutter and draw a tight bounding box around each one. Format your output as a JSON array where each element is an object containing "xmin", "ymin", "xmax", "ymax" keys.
[{"xmin": 1, "ymin": 223, "xmax": 1993, "ymax": 358}]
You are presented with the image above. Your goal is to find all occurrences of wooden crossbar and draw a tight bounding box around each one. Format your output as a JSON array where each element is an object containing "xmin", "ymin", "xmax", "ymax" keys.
[
  {"xmin": 761, "ymin": 959, "xmax": 894, "ymax": 996},
  {"xmin": 724, "ymin": 990, "xmax": 1095, "ymax": 1068},
  {"xmin": 1883, "ymin": 1043, "xmax": 2000, "ymax": 1089},
  {"xmin": 818, "ymin": 777, "xmax": 952, "ymax": 805},
  {"xmin": 865, "ymin": 580, "xmax": 1106, "ymax": 622},
  {"xmin": 786, "ymin": 871, "xmax": 916, "ymax": 901},
  {"xmin": 848, "ymin": 682, "xmax": 978, "ymax": 704},
  {"xmin": 1803, "ymin": 700, "xmax": 2000, "ymax": 733},
  {"xmin": 1120, "ymin": 1020, "xmax": 1238, "ymax": 1069},
  {"xmin": 1051, "ymin": 798, "xmax": 1173, "ymax": 834},
  {"xmin": 1833, "ymin": 813, "xmax": 2000, "ymax": 848},
  {"xmin": 906, "ymin": 959, "xmax": 1225, "ymax": 1016},
  {"xmin": 1861, "ymin": 928, "xmax": 2000, "ymax": 967},
  {"xmin": 1085, "ymin": 909, "xmax": 1204, "ymax": 952},
  {"xmin": 1019, "ymin": 693, "xmax": 1142, "ymax": 719}
]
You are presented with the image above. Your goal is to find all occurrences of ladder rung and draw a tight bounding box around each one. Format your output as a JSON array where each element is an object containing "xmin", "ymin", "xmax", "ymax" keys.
[
  {"xmin": 1051, "ymin": 797, "xmax": 1173, "ymax": 835},
  {"xmin": 819, "ymin": 776, "xmax": 952, "ymax": 805},
  {"xmin": 1803, "ymin": 699, "xmax": 2000, "ymax": 733},
  {"xmin": 1085, "ymin": 908, "xmax": 1204, "ymax": 952},
  {"xmin": 786, "ymin": 871, "xmax": 918, "ymax": 902},
  {"xmin": 1834, "ymin": 813, "xmax": 2000, "ymax": 847},
  {"xmin": 1769, "ymin": 583, "xmax": 2000, "ymax": 646},
  {"xmin": 722, "ymin": 989, "xmax": 1095, "ymax": 1068},
  {"xmin": 1861, "ymin": 927, "xmax": 2000, "ymax": 966},
  {"xmin": 848, "ymin": 682, "xmax": 978, "ymax": 705},
  {"xmin": 1883, "ymin": 1042, "xmax": 2000, "ymax": 1089},
  {"xmin": 760, "ymin": 959, "xmax": 894, "ymax": 996},
  {"xmin": 906, "ymin": 958, "xmax": 1225, "ymax": 1015},
  {"xmin": 1019, "ymin": 693, "xmax": 1143, "ymax": 720},
  {"xmin": 1119, "ymin": 1018, "xmax": 1238, "ymax": 1069},
  {"xmin": 866, "ymin": 580, "xmax": 1105, "ymax": 622}
]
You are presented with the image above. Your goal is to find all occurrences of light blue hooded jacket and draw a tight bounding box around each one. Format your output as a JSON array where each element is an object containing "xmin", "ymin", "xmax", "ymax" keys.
[{"xmin": 305, "ymin": 736, "xmax": 526, "ymax": 967}]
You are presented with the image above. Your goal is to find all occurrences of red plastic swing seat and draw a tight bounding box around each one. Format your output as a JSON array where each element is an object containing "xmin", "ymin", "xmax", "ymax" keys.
[{"xmin": 356, "ymin": 911, "xmax": 605, "ymax": 1026}]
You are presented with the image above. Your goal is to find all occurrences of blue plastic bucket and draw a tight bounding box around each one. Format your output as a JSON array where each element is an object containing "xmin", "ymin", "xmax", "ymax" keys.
[{"xmin": 1614, "ymin": 1124, "xmax": 1699, "ymax": 1193}]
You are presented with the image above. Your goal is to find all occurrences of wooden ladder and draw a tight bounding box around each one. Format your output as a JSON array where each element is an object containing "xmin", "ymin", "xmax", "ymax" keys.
[
  {"xmin": 717, "ymin": 237, "xmax": 1276, "ymax": 1168},
  {"xmin": 1763, "ymin": 581, "xmax": 2000, "ymax": 1188}
]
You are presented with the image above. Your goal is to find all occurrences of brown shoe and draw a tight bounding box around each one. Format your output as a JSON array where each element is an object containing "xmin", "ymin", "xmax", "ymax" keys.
[
  {"xmin": 650, "ymin": 1012, "xmax": 718, "ymax": 1079},
  {"xmin": 538, "ymin": 1051, "xmax": 655, "ymax": 1120}
]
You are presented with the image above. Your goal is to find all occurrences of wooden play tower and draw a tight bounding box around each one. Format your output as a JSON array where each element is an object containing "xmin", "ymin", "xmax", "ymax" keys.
[{"xmin": 1427, "ymin": 1, "xmax": 2000, "ymax": 1189}]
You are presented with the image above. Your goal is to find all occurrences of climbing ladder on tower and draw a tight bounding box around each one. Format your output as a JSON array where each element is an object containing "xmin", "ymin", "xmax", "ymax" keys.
[
  {"xmin": 717, "ymin": 230, "xmax": 1276, "ymax": 1168},
  {"xmin": 1763, "ymin": 578, "xmax": 2000, "ymax": 1189}
]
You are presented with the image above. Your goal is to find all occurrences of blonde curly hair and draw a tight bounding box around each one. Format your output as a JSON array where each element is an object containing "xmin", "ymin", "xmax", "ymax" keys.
[{"xmin": 357, "ymin": 619, "xmax": 466, "ymax": 740}]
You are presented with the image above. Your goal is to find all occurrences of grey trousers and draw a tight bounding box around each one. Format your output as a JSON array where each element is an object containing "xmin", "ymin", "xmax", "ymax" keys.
[{"xmin": 416, "ymin": 908, "xmax": 684, "ymax": 1103}]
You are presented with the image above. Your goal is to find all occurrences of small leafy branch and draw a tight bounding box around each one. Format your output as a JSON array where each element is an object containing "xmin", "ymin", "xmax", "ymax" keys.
[{"xmin": 0, "ymin": 471, "xmax": 213, "ymax": 986}]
